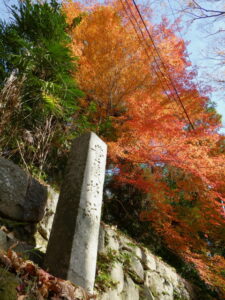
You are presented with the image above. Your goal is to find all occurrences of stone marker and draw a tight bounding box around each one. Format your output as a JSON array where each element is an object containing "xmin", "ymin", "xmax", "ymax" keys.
[{"xmin": 44, "ymin": 132, "xmax": 107, "ymax": 292}]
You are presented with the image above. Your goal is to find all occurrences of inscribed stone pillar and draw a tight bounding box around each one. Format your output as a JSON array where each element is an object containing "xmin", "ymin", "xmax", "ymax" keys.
[{"xmin": 44, "ymin": 132, "xmax": 107, "ymax": 292}]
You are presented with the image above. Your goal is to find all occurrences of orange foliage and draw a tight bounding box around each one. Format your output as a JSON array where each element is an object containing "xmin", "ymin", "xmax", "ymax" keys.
[{"xmin": 63, "ymin": 0, "xmax": 225, "ymax": 296}]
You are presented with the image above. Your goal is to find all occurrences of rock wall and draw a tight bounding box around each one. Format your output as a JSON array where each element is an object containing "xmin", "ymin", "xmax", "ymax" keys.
[
  {"xmin": 0, "ymin": 157, "xmax": 197, "ymax": 300},
  {"xmin": 0, "ymin": 184, "xmax": 196, "ymax": 300},
  {"xmin": 95, "ymin": 224, "xmax": 195, "ymax": 300}
]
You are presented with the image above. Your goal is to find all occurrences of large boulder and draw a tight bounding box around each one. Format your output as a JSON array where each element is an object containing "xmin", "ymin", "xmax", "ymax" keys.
[{"xmin": 0, "ymin": 157, "xmax": 47, "ymax": 222}]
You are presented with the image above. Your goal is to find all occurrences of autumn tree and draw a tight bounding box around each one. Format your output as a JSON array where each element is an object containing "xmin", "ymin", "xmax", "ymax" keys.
[
  {"xmin": 64, "ymin": 0, "xmax": 171, "ymax": 139},
  {"xmin": 64, "ymin": 0, "xmax": 225, "ymax": 296}
]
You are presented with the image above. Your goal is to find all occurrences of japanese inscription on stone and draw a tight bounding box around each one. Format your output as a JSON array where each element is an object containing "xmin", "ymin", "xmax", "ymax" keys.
[{"xmin": 44, "ymin": 132, "xmax": 107, "ymax": 292}]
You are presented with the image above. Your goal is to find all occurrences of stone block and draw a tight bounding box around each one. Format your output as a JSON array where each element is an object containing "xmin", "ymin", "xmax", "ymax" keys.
[
  {"xmin": 162, "ymin": 279, "xmax": 174, "ymax": 300},
  {"xmin": 100, "ymin": 289, "xmax": 121, "ymax": 300},
  {"xmin": 156, "ymin": 260, "xmax": 178, "ymax": 286},
  {"xmin": 119, "ymin": 234, "xmax": 135, "ymax": 251},
  {"xmin": 119, "ymin": 234, "xmax": 143, "ymax": 262},
  {"xmin": 34, "ymin": 231, "xmax": 48, "ymax": 253},
  {"xmin": 129, "ymin": 256, "xmax": 144, "ymax": 283},
  {"xmin": 121, "ymin": 275, "xmax": 139, "ymax": 300},
  {"xmin": 134, "ymin": 246, "xmax": 143, "ymax": 260},
  {"xmin": 0, "ymin": 157, "xmax": 47, "ymax": 222},
  {"xmin": 142, "ymin": 249, "xmax": 156, "ymax": 271},
  {"xmin": 105, "ymin": 227, "xmax": 120, "ymax": 251},
  {"xmin": 144, "ymin": 271, "xmax": 164, "ymax": 297},
  {"xmin": 111, "ymin": 262, "xmax": 124, "ymax": 293},
  {"xmin": 38, "ymin": 187, "xmax": 59, "ymax": 240},
  {"xmin": 139, "ymin": 286, "xmax": 155, "ymax": 300}
]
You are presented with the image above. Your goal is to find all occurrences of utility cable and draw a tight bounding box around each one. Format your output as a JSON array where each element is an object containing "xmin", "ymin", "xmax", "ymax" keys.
[
  {"xmin": 129, "ymin": 0, "xmax": 195, "ymax": 130},
  {"xmin": 120, "ymin": 0, "xmax": 182, "ymax": 115}
]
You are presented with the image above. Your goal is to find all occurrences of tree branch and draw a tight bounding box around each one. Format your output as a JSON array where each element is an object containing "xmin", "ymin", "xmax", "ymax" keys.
[{"xmin": 184, "ymin": 0, "xmax": 225, "ymax": 21}]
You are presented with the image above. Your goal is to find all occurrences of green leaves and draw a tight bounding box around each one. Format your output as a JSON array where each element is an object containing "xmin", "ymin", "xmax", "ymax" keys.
[
  {"xmin": 42, "ymin": 93, "xmax": 63, "ymax": 116},
  {"xmin": 0, "ymin": 0, "xmax": 83, "ymax": 180}
]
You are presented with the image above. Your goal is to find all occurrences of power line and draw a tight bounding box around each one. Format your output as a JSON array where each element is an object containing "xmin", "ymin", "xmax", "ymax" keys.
[
  {"xmin": 126, "ymin": 0, "xmax": 195, "ymax": 130},
  {"xmin": 131, "ymin": 0, "xmax": 195, "ymax": 130},
  {"xmin": 120, "ymin": 0, "xmax": 182, "ymax": 115}
]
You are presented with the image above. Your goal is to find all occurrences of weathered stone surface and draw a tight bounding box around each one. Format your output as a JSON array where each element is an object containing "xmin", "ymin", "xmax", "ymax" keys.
[
  {"xmin": 105, "ymin": 227, "xmax": 120, "ymax": 251},
  {"xmin": 139, "ymin": 286, "xmax": 155, "ymax": 300},
  {"xmin": 156, "ymin": 260, "xmax": 178, "ymax": 286},
  {"xmin": 100, "ymin": 289, "xmax": 121, "ymax": 300},
  {"xmin": 144, "ymin": 271, "xmax": 165, "ymax": 298},
  {"xmin": 161, "ymin": 280, "xmax": 174, "ymax": 300},
  {"xmin": 129, "ymin": 256, "xmax": 144, "ymax": 283},
  {"xmin": 45, "ymin": 132, "xmax": 107, "ymax": 293},
  {"xmin": 144, "ymin": 271, "xmax": 174, "ymax": 300},
  {"xmin": 38, "ymin": 186, "xmax": 59, "ymax": 240},
  {"xmin": 0, "ymin": 157, "xmax": 47, "ymax": 222},
  {"xmin": 121, "ymin": 275, "xmax": 139, "ymax": 300},
  {"xmin": 96, "ymin": 225, "xmax": 194, "ymax": 300},
  {"xmin": 34, "ymin": 231, "xmax": 48, "ymax": 253},
  {"xmin": 119, "ymin": 234, "xmax": 136, "ymax": 251},
  {"xmin": 142, "ymin": 249, "xmax": 156, "ymax": 271},
  {"xmin": 111, "ymin": 262, "xmax": 124, "ymax": 293},
  {"xmin": 134, "ymin": 246, "xmax": 143, "ymax": 260}
]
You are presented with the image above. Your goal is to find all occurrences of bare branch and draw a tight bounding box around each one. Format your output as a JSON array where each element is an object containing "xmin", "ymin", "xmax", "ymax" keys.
[
  {"xmin": 204, "ymin": 29, "xmax": 225, "ymax": 37},
  {"xmin": 183, "ymin": 0, "xmax": 225, "ymax": 22}
]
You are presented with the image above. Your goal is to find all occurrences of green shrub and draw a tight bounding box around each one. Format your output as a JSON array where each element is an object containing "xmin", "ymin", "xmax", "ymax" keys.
[{"xmin": 0, "ymin": 0, "xmax": 83, "ymax": 182}]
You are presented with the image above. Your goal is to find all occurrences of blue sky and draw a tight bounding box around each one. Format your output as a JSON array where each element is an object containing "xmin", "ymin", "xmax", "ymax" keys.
[
  {"xmin": 149, "ymin": 0, "xmax": 225, "ymax": 133},
  {"xmin": 0, "ymin": 0, "xmax": 17, "ymax": 20},
  {"xmin": 0, "ymin": 0, "xmax": 224, "ymax": 133}
]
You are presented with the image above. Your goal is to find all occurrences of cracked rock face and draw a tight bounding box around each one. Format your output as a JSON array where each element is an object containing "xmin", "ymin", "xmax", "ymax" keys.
[{"xmin": 0, "ymin": 157, "xmax": 47, "ymax": 222}]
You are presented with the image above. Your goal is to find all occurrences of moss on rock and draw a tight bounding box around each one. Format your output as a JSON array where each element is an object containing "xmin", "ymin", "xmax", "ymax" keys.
[{"xmin": 0, "ymin": 267, "xmax": 19, "ymax": 300}]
